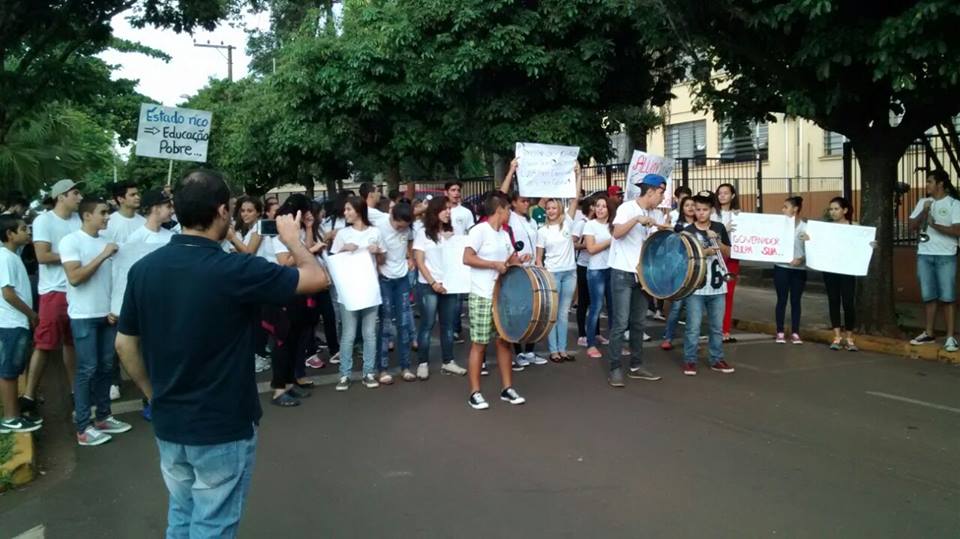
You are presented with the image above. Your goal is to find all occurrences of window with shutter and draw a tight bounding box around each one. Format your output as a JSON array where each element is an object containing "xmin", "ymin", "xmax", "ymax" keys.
[
  {"xmin": 719, "ymin": 121, "xmax": 768, "ymax": 162},
  {"xmin": 824, "ymin": 130, "xmax": 845, "ymax": 156},
  {"xmin": 664, "ymin": 121, "xmax": 706, "ymax": 161}
]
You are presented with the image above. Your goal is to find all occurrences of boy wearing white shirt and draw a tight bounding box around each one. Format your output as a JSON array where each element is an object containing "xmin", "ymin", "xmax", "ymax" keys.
[
  {"xmin": 463, "ymin": 192, "xmax": 528, "ymax": 410},
  {"xmin": 361, "ymin": 182, "xmax": 389, "ymax": 226},
  {"xmin": 60, "ymin": 199, "xmax": 131, "ymax": 446},
  {"xmin": 606, "ymin": 174, "xmax": 668, "ymax": 388},
  {"xmin": 127, "ymin": 189, "xmax": 175, "ymax": 245},
  {"xmin": 0, "ymin": 217, "xmax": 41, "ymax": 433},
  {"xmin": 376, "ymin": 203, "xmax": 415, "ymax": 383},
  {"xmin": 105, "ymin": 181, "xmax": 145, "ymax": 243}
]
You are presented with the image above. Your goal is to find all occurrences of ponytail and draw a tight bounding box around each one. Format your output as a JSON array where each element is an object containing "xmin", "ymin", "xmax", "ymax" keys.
[{"xmin": 785, "ymin": 196, "xmax": 803, "ymax": 212}]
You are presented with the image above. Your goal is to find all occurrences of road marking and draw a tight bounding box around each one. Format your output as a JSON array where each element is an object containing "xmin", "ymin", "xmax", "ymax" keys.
[
  {"xmin": 865, "ymin": 391, "xmax": 960, "ymax": 415},
  {"xmin": 13, "ymin": 525, "xmax": 45, "ymax": 539}
]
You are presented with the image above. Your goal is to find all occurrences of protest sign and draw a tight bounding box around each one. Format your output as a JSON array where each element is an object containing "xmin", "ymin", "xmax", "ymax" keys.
[
  {"xmin": 440, "ymin": 236, "xmax": 471, "ymax": 294},
  {"xmin": 729, "ymin": 213, "xmax": 795, "ymax": 264},
  {"xmin": 111, "ymin": 242, "xmax": 164, "ymax": 316},
  {"xmin": 805, "ymin": 220, "xmax": 876, "ymax": 276},
  {"xmin": 135, "ymin": 103, "xmax": 212, "ymax": 162},
  {"xmin": 326, "ymin": 251, "xmax": 382, "ymax": 311},
  {"xmin": 625, "ymin": 150, "xmax": 675, "ymax": 207},
  {"xmin": 515, "ymin": 142, "xmax": 580, "ymax": 198}
]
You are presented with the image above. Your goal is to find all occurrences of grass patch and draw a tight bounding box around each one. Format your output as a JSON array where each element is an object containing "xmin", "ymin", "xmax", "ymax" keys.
[{"xmin": 0, "ymin": 432, "xmax": 15, "ymax": 489}]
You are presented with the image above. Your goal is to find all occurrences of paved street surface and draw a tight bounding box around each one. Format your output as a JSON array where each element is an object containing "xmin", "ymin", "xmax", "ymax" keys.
[{"xmin": 2, "ymin": 319, "xmax": 959, "ymax": 538}]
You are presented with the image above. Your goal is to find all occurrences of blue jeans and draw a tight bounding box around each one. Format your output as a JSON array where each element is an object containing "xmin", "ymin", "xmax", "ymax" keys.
[
  {"xmin": 586, "ymin": 268, "xmax": 612, "ymax": 347},
  {"xmin": 339, "ymin": 304, "xmax": 378, "ymax": 378},
  {"xmin": 917, "ymin": 254, "xmax": 957, "ymax": 303},
  {"xmin": 547, "ymin": 269, "xmax": 576, "ymax": 353},
  {"xmin": 70, "ymin": 317, "xmax": 116, "ymax": 433},
  {"xmin": 417, "ymin": 283, "xmax": 457, "ymax": 364},
  {"xmin": 378, "ymin": 276, "xmax": 412, "ymax": 370},
  {"xmin": 608, "ymin": 269, "xmax": 646, "ymax": 371},
  {"xmin": 684, "ymin": 294, "xmax": 725, "ymax": 365},
  {"xmin": 663, "ymin": 297, "xmax": 686, "ymax": 341},
  {"xmin": 157, "ymin": 432, "xmax": 257, "ymax": 539}
]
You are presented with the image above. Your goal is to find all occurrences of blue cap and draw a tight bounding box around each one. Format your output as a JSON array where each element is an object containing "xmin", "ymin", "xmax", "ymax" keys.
[{"xmin": 637, "ymin": 173, "xmax": 667, "ymax": 188}]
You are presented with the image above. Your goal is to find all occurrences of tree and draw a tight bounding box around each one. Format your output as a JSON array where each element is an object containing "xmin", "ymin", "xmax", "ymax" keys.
[{"xmin": 660, "ymin": 0, "xmax": 960, "ymax": 334}]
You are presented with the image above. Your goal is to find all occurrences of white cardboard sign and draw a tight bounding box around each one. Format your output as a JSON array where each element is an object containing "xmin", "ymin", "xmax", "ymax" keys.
[
  {"xmin": 439, "ymin": 235, "xmax": 471, "ymax": 294},
  {"xmin": 729, "ymin": 213, "xmax": 795, "ymax": 264},
  {"xmin": 805, "ymin": 220, "xmax": 876, "ymax": 276},
  {"xmin": 135, "ymin": 103, "xmax": 212, "ymax": 162},
  {"xmin": 515, "ymin": 142, "xmax": 579, "ymax": 198},
  {"xmin": 111, "ymin": 242, "xmax": 165, "ymax": 316},
  {"xmin": 625, "ymin": 150, "xmax": 675, "ymax": 207},
  {"xmin": 326, "ymin": 251, "xmax": 382, "ymax": 311}
]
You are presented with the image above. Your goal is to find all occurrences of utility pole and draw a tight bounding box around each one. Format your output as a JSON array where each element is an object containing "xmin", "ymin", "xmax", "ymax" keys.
[{"xmin": 193, "ymin": 41, "xmax": 235, "ymax": 81}]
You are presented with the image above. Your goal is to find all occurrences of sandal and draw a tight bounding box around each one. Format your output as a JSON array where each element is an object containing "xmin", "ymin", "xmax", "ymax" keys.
[
  {"xmin": 288, "ymin": 386, "xmax": 312, "ymax": 399},
  {"xmin": 560, "ymin": 353, "xmax": 576, "ymax": 362},
  {"xmin": 829, "ymin": 338, "xmax": 842, "ymax": 351},
  {"xmin": 722, "ymin": 336, "xmax": 738, "ymax": 343},
  {"xmin": 844, "ymin": 339, "xmax": 859, "ymax": 352},
  {"xmin": 271, "ymin": 392, "xmax": 300, "ymax": 407},
  {"xmin": 295, "ymin": 379, "xmax": 316, "ymax": 388},
  {"xmin": 549, "ymin": 354, "xmax": 563, "ymax": 363}
]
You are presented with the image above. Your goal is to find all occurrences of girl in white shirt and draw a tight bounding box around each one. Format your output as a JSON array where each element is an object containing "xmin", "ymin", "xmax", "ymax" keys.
[
  {"xmin": 582, "ymin": 195, "xmax": 618, "ymax": 358},
  {"xmin": 535, "ymin": 171, "xmax": 582, "ymax": 362},
  {"xmin": 330, "ymin": 197, "xmax": 385, "ymax": 391},
  {"xmin": 773, "ymin": 196, "xmax": 807, "ymax": 344},
  {"xmin": 714, "ymin": 183, "xmax": 741, "ymax": 342}
]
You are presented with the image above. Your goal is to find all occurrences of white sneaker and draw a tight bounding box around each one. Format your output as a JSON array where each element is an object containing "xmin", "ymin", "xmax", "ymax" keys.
[
  {"xmin": 643, "ymin": 332, "xmax": 652, "ymax": 342},
  {"xmin": 401, "ymin": 369, "xmax": 417, "ymax": 382},
  {"xmin": 500, "ymin": 387, "xmax": 526, "ymax": 405},
  {"xmin": 515, "ymin": 354, "xmax": 530, "ymax": 367},
  {"xmin": 94, "ymin": 416, "xmax": 132, "ymax": 434},
  {"xmin": 468, "ymin": 392, "xmax": 489, "ymax": 410},
  {"xmin": 527, "ymin": 352, "xmax": 549, "ymax": 366},
  {"xmin": 441, "ymin": 362, "xmax": 467, "ymax": 376},
  {"xmin": 624, "ymin": 330, "xmax": 630, "ymax": 340},
  {"xmin": 109, "ymin": 384, "xmax": 120, "ymax": 401},
  {"xmin": 378, "ymin": 372, "xmax": 394, "ymax": 385},
  {"xmin": 335, "ymin": 377, "xmax": 350, "ymax": 391},
  {"xmin": 576, "ymin": 336, "xmax": 588, "ymax": 347},
  {"xmin": 416, "ymin": 363, "xmax": 430, "ymax": 380},
  {"xmin": 77, "ymin": 426, "xmax": 112, "ymax": 446},
  {"xmin": 329, "ymin": 352, "xmax": 341, "ymax": 364},
  {"xmin": 945, "ymin": 336, "xmax": 959, "ymax": 352}
]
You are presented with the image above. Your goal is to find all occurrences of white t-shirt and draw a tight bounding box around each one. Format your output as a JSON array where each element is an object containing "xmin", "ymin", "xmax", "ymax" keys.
[
  {"xmin": 242, "ymin": 229, "xmax": 276, "ymax": 263},
  {"xmin": 127, "ymin": 225, "xmax": 174, "ymax": 245},
  {"xmin": 537, "ymin": 218, "xmax": 577, "ymax": 273},
  {"xmin": 0, "ymin": 247, "xmax": 32, "ymax": 329},
  {"xmin": 608, "ymin": 201, "xmax": 661, "ymax": 273},
  {"xmin": 377, "ymin": 220, "xmax": 412, "ymax": 279},
  {"xmin": 331, "ymin": 225, "xmax": 386, "ymax": 268},
  {"xmin": 582, "ymin": 220, "xmax": 612, "ymax": 270},
  {"xmin": 413, "ymin": 228, "xmax": 452, "ymax": 284},
  {"xmin": 32, "ymin": 211, "xmax": 81, "ymax": 294},
  {"xmin": 451, "ymin": 204, "xmax": 475, "ymax": 236},
  {"xmin": 668, "ymin": 209, "xmax": 680, "ymax": 226},
  {"xmin": 466, "ymin": 222, "xmax": 512, "ymax": 299},
  {"xmin": 573, "ymin": 217, "xmax": 591, "ymax": 267},
  {"xmin": 368, "ymin": 207, "xmax": 389, "ymax": 227},
  {"xmin": 58, "ymin": 230, "xmax": 112, "ymax": 319},
  {"xmin": 775, "ymin": 221, "xmax": 808, "ymax": 270},
  {"xmin": 911, "ymin": 197, "xmax": 960, "ymax": 256},
  {"xmin": 508, "ymin": 211, "xmax": 537, "ymax": 265},
  {"xmin": 105, "ymin": 212, "xmax": 146, "ymax": 243}
]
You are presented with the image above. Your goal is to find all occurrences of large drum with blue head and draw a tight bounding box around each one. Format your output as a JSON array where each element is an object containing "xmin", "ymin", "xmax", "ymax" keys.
[
  {"xmin": 637, "ymin": 230, "xmax": 707, "ymax": 300},
  {"xmin": 493, "ymin": 266, "xmax": 559, "ymax": 343}
]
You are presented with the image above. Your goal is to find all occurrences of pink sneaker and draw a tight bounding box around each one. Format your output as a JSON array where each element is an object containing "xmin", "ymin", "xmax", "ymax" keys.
[
  {"xmin": 577, "ymin": 337, "xmax": 588, "ymax": 347},
  {"xmin": 775, "ymin": 332, "xmax": 786, "ymax": 344},
  {"xmin": 586, "ymin": 347, "xmax": 603, "ymax": 358},
  {"xmin": 791, "ymin": 333, "xmax": 803, "ymax": 345},
  {"xmin": 660, "ymin": 340, "xmax": 673, "ymax": 351},
  {"xmin": 304, "ymin": 355, "xmax": 325, "ymax": 369}
]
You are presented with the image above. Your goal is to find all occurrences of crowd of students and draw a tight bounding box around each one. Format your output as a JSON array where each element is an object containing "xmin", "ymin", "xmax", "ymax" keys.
[{"xmin": 3, "ymin": 168, "xmax": 956, "ymax": 437}]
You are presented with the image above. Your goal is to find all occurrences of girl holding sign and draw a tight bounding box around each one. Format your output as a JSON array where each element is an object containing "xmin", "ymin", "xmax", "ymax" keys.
[
  {"xmin": 714, "ymin": 183, "xmax": 741, "ymax": 343},
  {"xmin": 774, "ymin": 197, "xmax": 807, "ymax": 345},
  {"xmin": 582, "ymin": 196, "xmax": 618, "ymax": 359},
  {"xmin": 535, "ymin": 170, "xmax": 582, "ymax": 363}
]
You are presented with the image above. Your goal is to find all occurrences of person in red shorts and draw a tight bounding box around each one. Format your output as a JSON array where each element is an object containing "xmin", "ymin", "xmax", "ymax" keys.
[{"xmin": 19, "ymin": 180, "xmax": 82, "ymax": 416}]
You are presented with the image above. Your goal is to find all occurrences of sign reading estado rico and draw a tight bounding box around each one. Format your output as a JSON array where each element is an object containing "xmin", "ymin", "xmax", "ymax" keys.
[{"xmin": 135, "ymin": 103, "xmax": 212, "ymax": 162}]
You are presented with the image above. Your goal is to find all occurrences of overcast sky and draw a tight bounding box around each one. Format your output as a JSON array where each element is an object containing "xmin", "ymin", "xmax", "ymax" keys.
[{"xmin": 98, "ymin": 9, "xmax": 271, "ymax": 107}]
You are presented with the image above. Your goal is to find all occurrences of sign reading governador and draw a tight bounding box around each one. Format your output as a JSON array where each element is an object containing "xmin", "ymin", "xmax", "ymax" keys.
[{"xmin": 135, "ymin": 103, "xmax": 212, "ymax": 162}]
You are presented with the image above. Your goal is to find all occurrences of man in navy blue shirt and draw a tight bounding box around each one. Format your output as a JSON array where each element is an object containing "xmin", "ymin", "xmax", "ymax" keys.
[{"xmin": 116, "ymin": 170, "xmax": 329, "ymax": 538}]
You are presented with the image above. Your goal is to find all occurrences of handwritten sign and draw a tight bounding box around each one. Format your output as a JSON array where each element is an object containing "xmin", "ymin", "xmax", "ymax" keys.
[
  {"xmin": 625, "ymin": 150, "xmax": 675, "ymax": 207},
  {"xmin": 440, "ymin": 236, "xmax": 471, "ymax": 294},
  {"xmin": 111, "ymin": 242, "xmax": 164, "ymax": 316},
  {"xmin": 805, "ymin": 220, "xmax": 876, "ymax": 276},
  {"xmin": 135, "ymin": 103, "xmax": 212, "ymax": 162},
  {"xmin": 515, "ymin": 142, "xmax": 579, "ymax": 198},
  {"xmin": 729, "ymin": 213, "xmax": 794, "ymax": 263},
  {"xmin": 326, "ymin": 251, "xmax": 382, "ymax": 311}
]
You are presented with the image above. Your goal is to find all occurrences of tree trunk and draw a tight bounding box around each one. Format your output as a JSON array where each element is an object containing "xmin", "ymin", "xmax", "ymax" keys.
[
  {"xmin": 491, "ymin": 153, "xmax": 510, "ymax": 185},
  {"xmin": 385, "ymin": 163, "xmax": 401, "ymax": 192},
  {"xmin": 324, "ymin": 176, "xmax": 338, "ymax": 198},
  {"xmin": 854, "ymin": 142, "xmax": 903, "ymax": 336}
]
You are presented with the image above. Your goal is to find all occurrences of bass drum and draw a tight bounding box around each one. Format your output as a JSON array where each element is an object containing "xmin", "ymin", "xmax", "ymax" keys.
[
  {"xmin": 493, "ymin": 266, "xmax": 559, "ymax": 344},
  {"xmin": 637, "ymin": 230, "xmax": 707, "ymax": 300}
]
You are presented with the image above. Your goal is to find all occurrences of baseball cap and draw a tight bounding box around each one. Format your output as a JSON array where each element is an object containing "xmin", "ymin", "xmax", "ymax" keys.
[
  {"xmin": 607, "ymin": 185, "xmax": 624, "ymax": 196},
  {"xmin": 141, "ymin": 189, "xmax": 171, "ymax": 209},
  {"xmin": 635, "ymin": 173, "xmax": 667, "ymax": 188},
  {"xmin": 49, "ymin": 179, "xmax": 83, "ymax": 199}
]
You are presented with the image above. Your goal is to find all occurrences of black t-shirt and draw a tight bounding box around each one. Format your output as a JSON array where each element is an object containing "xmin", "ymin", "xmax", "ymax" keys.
[
  {"xmin": 683, "ymin": 221, "xmax": 731, "ymax": 248},
  {"xmin": 118, "ymin": 235, "xmax": 298, "ymax": 445}
]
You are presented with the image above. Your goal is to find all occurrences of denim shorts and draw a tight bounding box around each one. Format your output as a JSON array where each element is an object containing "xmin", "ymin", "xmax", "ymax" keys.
[
  {"xmin": 0, "ymin": 327, "xmax": 31, "ymax": 379},
  {"xmin": 917, "ymin": 254, "xmax": 957, "ymax": 303}
]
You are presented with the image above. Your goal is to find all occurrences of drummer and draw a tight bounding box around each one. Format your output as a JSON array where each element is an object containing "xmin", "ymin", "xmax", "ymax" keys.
[
  {"xmin": 606, "ymin": 173, "xmax": 669, "ymax": 388},
  {"xmin": 681, "ymin": 193, "xmax": 736, "ymax": 376},
  {"xmin": 463, "ymin": 191, "xmax": 529, "ymax": 410}
]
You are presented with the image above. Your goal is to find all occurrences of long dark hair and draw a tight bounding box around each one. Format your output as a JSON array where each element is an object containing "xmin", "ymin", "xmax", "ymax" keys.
[
  {"xmin": 679, "ymin": 195, "xmax": 696, "ymax": 224},
  {"xmin": 593, "ymin": 195, "xmax": 618, "ymax": 233},
  {"xmin": 344, "ymin": 195, "xmax": 371, "ymax": 227},
  {"xmin": 715, "ymin": 183, "xmax": 740, "ymax": 214},
  {"xmin": 424, "ymin": 196, "xmax": 453, "ymax": 243},
  {"xmin": 829, "ymin": 196, "xmax": 853, "ymax": 223},
  {"xmin": 235, "ymin": 196, "xmax": 262, "ymax": 236},
  {"xmin": 277, "ymin": 194, "xmax": 320, "ymax": 241},
  {"xmin": 326, "ymin": 192, "xmax": 348, "ymax": 229}
]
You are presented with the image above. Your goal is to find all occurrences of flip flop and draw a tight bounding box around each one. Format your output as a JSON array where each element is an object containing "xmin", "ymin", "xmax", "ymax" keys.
[{"xmin": 271, "ymin": 392, "xmax": 300, "ymax": 407}]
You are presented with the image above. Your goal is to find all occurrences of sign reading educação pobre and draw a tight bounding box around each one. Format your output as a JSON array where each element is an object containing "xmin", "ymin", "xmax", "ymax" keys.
[{"xmin": 135, "ymin": 103, "xmax": 212, "ymax": 162}]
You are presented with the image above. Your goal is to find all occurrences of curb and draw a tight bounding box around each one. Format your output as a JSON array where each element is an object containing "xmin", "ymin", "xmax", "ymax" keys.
[
  {"xmin": 0, "ymin": 432, "xmax": 36, "ymax": 491},
  {"xmin": 732, "ymin": 319, "xmax": 960, "ymax": 365}
]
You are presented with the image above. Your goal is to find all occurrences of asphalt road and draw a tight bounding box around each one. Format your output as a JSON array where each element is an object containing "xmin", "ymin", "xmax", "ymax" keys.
[{"xmin": 2, "ymin": 323, "xmax": 959, "ymax": 538}]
